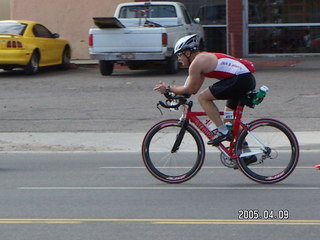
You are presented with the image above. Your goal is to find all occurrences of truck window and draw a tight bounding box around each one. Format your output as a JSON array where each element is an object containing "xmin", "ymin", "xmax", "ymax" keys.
[
  {"xmin": 119, "ymin": 5, "xmax": 177, "ymax": 18},
  {"xmin": 180, "ymin": 6, "xmax": 192, "ymax": 24}
]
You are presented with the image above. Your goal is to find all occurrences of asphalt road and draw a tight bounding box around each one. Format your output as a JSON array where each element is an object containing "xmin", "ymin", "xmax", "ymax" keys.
[{"xmin": 0, "ymin": 152, "xmax": 319, "ymax": 239}]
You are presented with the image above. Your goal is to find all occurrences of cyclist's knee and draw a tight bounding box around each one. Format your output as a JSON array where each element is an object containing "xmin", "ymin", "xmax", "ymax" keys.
[{"xmin": 198, "ymin": 89, "xmax": 216, "ymax": 103}]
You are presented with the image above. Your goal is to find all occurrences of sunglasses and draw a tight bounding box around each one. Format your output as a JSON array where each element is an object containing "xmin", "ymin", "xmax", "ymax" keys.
[{"xmin": 176, "ymin": 51, "xmax": 185, "ymax": 57}]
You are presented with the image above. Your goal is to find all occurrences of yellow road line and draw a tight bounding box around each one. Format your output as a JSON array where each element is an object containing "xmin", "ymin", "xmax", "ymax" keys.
[{"xmin": 0, "ymin": 218, "xmax": 319, "ymax": 225}]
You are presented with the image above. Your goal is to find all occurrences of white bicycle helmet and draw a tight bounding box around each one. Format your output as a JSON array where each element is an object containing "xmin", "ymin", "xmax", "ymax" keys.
[{"xmin": 174, "ymin": 34, "xmax": 199, "ymax": 54}]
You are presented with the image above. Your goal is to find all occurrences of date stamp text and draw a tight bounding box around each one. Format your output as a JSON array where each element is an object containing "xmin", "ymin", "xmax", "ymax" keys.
[{"xmin": 238, "ymin": 209, "xmax": 289, "ymax": 220}]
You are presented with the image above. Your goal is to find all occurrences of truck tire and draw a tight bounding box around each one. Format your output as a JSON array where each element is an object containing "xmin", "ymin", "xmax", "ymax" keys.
[
  {"xmin": 99, "ymin": 61, "xmax": 114, "ymax": 76},
  {"xmin": 165, "ymin": 55, "xmax": 179, "ymax": 74}
]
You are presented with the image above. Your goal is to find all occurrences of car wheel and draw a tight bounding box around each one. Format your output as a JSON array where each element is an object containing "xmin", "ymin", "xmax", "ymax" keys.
[
  {"xmin": 60, "ymin": 47, "xmax": 71, "ymax": 70},
  {"xmin": 25, "ymin": 52, "xmax": 39, "ymax": 75},
  {"xmin": 99, "ymin": 60, "xmax": 114, "ymax": 76}
]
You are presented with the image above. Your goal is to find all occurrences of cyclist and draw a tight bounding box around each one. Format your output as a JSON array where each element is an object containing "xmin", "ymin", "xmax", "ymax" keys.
[{"xmin": 154, "ymin": 34, "xmax": 256, "ymax": 147}]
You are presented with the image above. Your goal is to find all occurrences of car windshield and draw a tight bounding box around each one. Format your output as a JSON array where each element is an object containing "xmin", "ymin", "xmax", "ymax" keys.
[
  {"xmin": 119, "ymin": 5, "xmax": 177, "ymax": 18},
  {"xmin": 0, "ymin": 22, "xmax": 27, "ymax": 35}
]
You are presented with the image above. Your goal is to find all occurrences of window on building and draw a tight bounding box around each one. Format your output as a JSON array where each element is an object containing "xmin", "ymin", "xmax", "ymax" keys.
[{"xmin": 248, "ymin": 0, "xmax": 320, "ymax": 54}]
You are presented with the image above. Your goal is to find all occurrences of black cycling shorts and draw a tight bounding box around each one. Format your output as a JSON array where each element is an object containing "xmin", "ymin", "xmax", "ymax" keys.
[{"xmin": 209, "ymin": 73, "xmax": 256, "ymax": 110}]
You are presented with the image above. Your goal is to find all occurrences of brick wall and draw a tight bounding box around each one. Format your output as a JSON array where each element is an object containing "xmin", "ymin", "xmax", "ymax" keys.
[{"xmin": 227, "ymin": 0, "xmax": 243, "ymax": 57}]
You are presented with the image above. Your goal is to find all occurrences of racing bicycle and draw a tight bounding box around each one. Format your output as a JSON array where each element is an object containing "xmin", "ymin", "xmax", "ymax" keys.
[{"xmin": 141, "ymin": 89, "xmax": 299, "ymax": 184}]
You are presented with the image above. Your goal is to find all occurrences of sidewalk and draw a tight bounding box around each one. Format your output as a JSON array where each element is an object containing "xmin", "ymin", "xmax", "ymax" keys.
[{"xmin": 0, "ymin": 131, "xmax": 318, "ymax": 152}]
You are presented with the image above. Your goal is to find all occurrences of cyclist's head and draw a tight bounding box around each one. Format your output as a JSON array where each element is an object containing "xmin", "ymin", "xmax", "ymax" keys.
[{"xmin": 174, "ymin": 34, "xmax": 199, "ymax": 55}]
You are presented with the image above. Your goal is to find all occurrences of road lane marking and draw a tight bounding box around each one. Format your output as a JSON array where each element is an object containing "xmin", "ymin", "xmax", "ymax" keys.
[
  {"xmin": 18, "ymin": 186, "xmax": 320, "ymax": 190},
  {"xmin": 0, "ymin": 218, "xmax": 319, "ymax": 225}
]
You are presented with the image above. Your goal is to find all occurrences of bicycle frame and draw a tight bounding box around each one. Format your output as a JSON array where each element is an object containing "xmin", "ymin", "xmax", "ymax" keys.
[{"xmin": 183, "ymin": 104, "xmax": 248, "ymax": 160}]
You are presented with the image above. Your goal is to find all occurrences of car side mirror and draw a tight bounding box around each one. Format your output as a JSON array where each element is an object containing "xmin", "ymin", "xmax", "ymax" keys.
[
  {"xmin": 193, "ymin": 18, "xmax": 200, "ymax": 24},
  {"xmin": 52, "ymin": 33, "xmax": 60, "ymax": 38}
]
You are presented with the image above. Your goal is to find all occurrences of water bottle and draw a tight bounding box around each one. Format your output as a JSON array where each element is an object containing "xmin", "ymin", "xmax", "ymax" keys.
[
  {"xmin": 225, "ymin": 122, "xmax": 233, "ymax": 131},
  {"xmin": 252, "ymin": 85, "xmax": 269, "ymax": 105},
  {"xmin": 205, "ymin": 119, "xmax": 215, "ymax": 131}
]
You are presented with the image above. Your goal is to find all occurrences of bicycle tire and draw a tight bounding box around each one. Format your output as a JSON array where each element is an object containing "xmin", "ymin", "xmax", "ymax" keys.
[
  {"xmin": 235, "ymin": 118, "xmax": 299, "ymax": 184},
  {"xmin": 142, "ymin": 119, "xmax": 205, "ymax": 184}
]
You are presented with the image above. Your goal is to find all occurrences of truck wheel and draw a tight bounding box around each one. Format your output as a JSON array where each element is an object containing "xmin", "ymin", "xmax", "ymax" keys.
[
  {"xmin": 166, "ymin": 55, "xmax": 179, "ymax": 74},
  {"xmin": 99, "ymin": 61, "xmax": 114, "ymax": 76}
]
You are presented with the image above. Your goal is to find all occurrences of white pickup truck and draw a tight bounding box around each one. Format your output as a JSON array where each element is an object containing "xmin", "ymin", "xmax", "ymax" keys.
[{"xmin": 88, "ymin": 1, "xmax": 204, "ymax": 75}]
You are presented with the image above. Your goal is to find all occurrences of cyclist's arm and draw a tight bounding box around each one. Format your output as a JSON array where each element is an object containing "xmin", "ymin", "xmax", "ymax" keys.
[
  {"xmin": 164, "ymin": 57, "xmax": 208, "ymax": 95},
  {"xmin": 154, "ymin": 74, "xmax": 204, "ymax": 95},
  {"xmin": 175, "ymin": 53, "xmax": 217, "ymax": 95},
  {"xmin": 154, "ymin": 53, "xmax": 215, "ymax": 95}
]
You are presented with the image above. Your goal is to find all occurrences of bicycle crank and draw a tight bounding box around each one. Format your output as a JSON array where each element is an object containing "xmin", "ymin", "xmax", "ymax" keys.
[{"xmin": 220, "ymin": 152, "xmax": 237, "ymax": 168}]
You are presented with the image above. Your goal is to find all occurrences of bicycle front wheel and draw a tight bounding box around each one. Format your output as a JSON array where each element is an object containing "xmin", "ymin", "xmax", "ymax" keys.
[
  {"xmin": 142, "ymin": 119, "xmax": 205, "ymax": 184},
  {"xmin": 235, "ymin": 119, "xmax": 299, "ymax": 184}
]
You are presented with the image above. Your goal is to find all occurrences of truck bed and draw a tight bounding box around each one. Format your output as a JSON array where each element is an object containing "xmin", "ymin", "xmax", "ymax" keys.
[{"xmin": 90, "ymin": 27, "xmax": 166, "ymax": 53}]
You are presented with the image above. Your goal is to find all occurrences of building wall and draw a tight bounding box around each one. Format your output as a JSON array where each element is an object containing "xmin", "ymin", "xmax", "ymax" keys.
[
  {"xmin": 11, "ymin": 0, "xmax": 126, "ymax": 59},
  {"xmin": 0, "ymin": 0, "xmax": 10, "ymax": 20}
]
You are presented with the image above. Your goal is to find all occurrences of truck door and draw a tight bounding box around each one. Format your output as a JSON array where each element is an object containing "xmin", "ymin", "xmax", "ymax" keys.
[{"xmin": 180, "ymin": 5, "xmax": 194, "ymax": 35}]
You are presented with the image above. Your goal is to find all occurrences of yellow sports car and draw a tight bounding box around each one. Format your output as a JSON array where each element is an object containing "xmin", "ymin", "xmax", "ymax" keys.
[{"xmin": 0, "ymin": 20, "xmax": 71, "ymax": 74}]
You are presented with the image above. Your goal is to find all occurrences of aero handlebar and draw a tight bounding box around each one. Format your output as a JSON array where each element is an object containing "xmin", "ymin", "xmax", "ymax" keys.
[{"xmin": 157, "ymin": 92, "xmax": 190, "ymax": 109}]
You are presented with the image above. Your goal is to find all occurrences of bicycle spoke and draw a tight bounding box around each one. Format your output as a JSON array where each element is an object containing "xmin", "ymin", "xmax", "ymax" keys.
[
  {"xmin": 142, "ymin": 119, "xmax": 205, "ymax": 183},
  {"xmin": 236, "ymin": 119, "xmax": 299, "ymax": 184}
]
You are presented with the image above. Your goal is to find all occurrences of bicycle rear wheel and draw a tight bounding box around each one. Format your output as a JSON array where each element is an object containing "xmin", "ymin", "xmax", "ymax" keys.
[
  {"xmin": 142, "ymin": 119, "xmax": 205, "ymax": 184},
  {"xmin": 235, "ymin": 118, "xmax": 299, "ymax": 184}
]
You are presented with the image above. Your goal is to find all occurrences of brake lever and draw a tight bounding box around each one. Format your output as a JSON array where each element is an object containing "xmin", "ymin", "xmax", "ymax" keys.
[{"xmin": 156, "ymin": 102, "xmax": 164, "ymax": 115}]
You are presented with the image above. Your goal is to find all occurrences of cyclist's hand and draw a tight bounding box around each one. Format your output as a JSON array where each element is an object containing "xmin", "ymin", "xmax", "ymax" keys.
[{"xmin": 153, "ymin": 81, "xmax": 168, "ymax": 94}]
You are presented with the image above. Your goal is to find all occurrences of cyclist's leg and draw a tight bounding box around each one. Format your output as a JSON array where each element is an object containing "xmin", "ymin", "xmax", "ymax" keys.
[
  {"xmin": 225, "ymin": 99, "xmax": 257, "ymax": 169},
  {"xmin": 198, "ymin": 89, "xmax": 224, "ymax": 127},
  {"xmin": 199, "ymin": 85, "xmax": 235, "ymax": 145},
  {"xmin": 201, "ymin": 75, "xmax": 254, "ymax": 145},
  {"xmin": 199, "ymin": 88, "xmax": 231, "ymax": 145}
]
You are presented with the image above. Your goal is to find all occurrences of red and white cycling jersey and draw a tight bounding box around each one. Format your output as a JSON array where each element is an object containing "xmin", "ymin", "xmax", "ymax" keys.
[{"xmin": 203, "ymin": 53, "xmax": 255, "ymax": 79}]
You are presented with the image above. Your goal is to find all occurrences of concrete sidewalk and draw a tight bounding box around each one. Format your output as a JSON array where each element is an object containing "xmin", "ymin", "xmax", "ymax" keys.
[{"xmin": 0, "ymin": 131, "xmax": 318, "ymax": 152}]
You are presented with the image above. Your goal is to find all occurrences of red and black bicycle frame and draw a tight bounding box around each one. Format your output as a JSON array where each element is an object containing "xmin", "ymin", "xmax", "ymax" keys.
[{"xmin": 183, "ymin": 103, "xmax": 247, "ymax": 160}]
